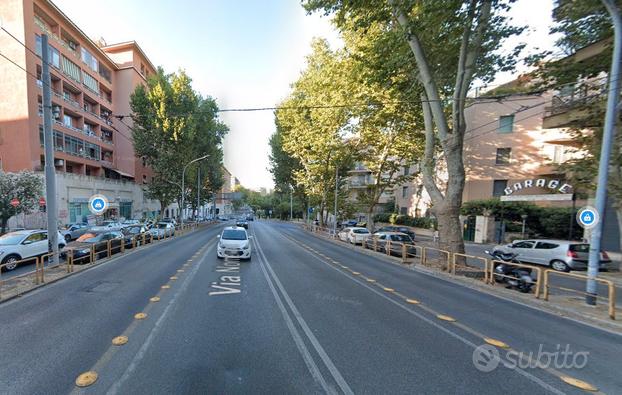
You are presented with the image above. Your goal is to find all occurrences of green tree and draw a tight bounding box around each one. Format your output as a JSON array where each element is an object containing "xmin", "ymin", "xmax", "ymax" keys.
[
  {"xmin": 304, "ymin": 0, "xmax": 526, "ymax": 254},
  {"xmin": 0, "ymin": 171, "xmax": 43, "ymax": 233}
]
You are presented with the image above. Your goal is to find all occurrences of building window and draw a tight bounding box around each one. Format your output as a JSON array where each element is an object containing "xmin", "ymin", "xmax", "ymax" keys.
[
  {"xmin": 495, "ymin": 148, "xmax": 512, "ymax": 165},
  {"xmin": 80, "ymin": 47, "xmax": 98, "ymax": 72},
  {"xmin": 61, "ymin": 55, "xmax": 81, "ymax": 82},
  {"xmin": 498, "ymin": 115, "xmax": 514, "ymax": 133},
  {"xmin": 492, "ymin": 180, "xmax": 508, "ymax": 197},
  {"xmin": 402, "ymin": 186, "xmax": 408, "ymax": 198},
  {"xmin": 553, "ymin": 145, "xmax": 567, "ymax": 164},
  {"xmin": 63, "ymin": 114, "xmax": 73, "ymax": 128},
  {"xmin": 82, "ymin": 70, "xmax": 100, "ymax": 94},
  {"xmin": 35, "ymin": 34, "xmax": 60, "ymax": 68},
  {"xmin": 140, "ymin": 63, "xmax": 145, "ymax": 75},
  {"xmin": 403, "ymin": 165, "xmax": 409, "ymax": 176},
  {"xmin": 99, "ymin": 64, "xmax": 111, "ymax": 83}
]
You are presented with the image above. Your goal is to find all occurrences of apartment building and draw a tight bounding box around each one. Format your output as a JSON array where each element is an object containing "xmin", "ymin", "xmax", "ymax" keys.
[
  {"xmin": 347, "ymin": 163, "xmax": 395, "ymax": 219},
  {"xmin": 0, "ymin": 0, "xmax": 160, "ymax": 223},
  {"xmin": 215, "ymin": 167, "xmax": 234, "ymax": 216}
]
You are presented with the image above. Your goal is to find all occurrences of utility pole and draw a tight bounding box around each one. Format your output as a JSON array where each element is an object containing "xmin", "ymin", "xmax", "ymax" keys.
[
  {"xmin": 180, "ymin": 154, "xmax": 208, "ymax": 230},
  {"xmin": 197, "ymin": 166, "xmax": 200, "ymax": 220},
  {"xmin": 42, "ymin": 35, "xmax": 58, "ymax": 264},
  {"xmin": 586, "ymin": 0, "xmax": 621, "ymax": 305},
  {"xmin": 289, "ymin": 185, "xmax": 293, "ymax": 221},
  {"xmin": 333, "ymin": 166, "xmax": 338, "ymax": 237}
]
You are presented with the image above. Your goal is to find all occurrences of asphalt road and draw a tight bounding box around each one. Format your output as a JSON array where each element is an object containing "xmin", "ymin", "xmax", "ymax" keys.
[{"xmin": 0, "ymin": 220, "xmax": 620, "ymax": 394}]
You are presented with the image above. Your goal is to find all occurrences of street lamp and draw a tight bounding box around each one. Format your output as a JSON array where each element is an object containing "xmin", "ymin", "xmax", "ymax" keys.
[
  {"xmin": 521, "ymin": 214, "xmax": 528, "ymax": 239},
  {"xmin": 180, "ymin": 154, "xmax": 209, "ymax": 229}
]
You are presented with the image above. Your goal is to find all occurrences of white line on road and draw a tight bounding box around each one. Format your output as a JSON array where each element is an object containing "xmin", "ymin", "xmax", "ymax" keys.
[
  {"xmin": 252, "ymin": 226, "xmax": 353, "ymax": 395},
  {"xmin": 104, "ymin": 242, "xmax": 215, "ymax": 395}
]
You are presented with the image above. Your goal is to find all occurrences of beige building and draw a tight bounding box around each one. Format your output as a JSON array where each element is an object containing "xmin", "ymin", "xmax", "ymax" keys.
[{"xmin": 346, "ymin": 162, "xmax": 395, "ymax": 219}]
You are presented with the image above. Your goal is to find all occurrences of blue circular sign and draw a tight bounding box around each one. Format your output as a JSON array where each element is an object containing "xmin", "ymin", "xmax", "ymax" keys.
[
  {"xmin": 88, "ymin": 194, "xmax": 109, "ymax": 215},
  {"xmin": 577, "ymin": 206, "xmax": 599, "ymax": 229}
]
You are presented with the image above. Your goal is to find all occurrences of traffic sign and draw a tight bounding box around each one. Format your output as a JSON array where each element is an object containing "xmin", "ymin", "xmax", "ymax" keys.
[
  {"xmin": 88, "ymin": 194, "xmax": 109, "ymax": 215},
  {"xmin": 10, "ymin": 198, "xmax": 19, "ymax": 208},
  {"xmin": 577, "ymin": 206, "xmax": 599, "ymax": 229},
  {"xmin": 39, "ymin": 197, "xmax": 46, "ymax": 206}
]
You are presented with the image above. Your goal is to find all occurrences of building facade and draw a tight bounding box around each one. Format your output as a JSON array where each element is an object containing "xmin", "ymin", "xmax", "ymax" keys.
[{"xmin": 0, "ymin": 0, "xmax": 161, "ymax": 223}]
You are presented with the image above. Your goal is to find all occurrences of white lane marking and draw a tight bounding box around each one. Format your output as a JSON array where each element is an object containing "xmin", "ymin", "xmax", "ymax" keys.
[
  {"xmin": 105, "ymin": 243, "xmax": 214, "ymax": 395},
  {"xmin": 252, "ymin": 225, "xmax": 353, "ymax": 395},
  {"xmin": 279, "ymin": 231, "xmax": 567, "ymax": 395},
  {"xmin": 250, "ymin": 233, "xmax": 333, "ymax": 394}
]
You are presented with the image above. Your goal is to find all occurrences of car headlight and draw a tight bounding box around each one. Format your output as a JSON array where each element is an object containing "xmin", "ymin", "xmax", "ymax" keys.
[{"xmin": 218, "ymin": 243, "xmax": 224, "ymax": 249}]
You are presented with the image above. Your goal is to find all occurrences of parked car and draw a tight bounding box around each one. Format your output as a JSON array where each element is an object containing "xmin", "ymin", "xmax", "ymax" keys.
[
  {"xmin": 161, "ymin": 218, "xmax": 178, "ymax": 226},
  {"xmin": 60, "ymin": 223, "xmax": 91, "ymax": 242},
  {"xmin": 90, "ymin": 220, "xmax": 124, "ymax": 232},
  {"xmin": 340, "ymin": 227, "xmax": 370, "ymax": 244},
  {"xmin": 377, "ymin": 226, "xmax": 416, "ymax": 241},
  {"xmin": 121, "ymin": 225, "xmax": 150, "ymax": 248},
  {"xmin": 0, "ymin": 230, "xmax": 67, "ymax": 271},
  {"xmin": 492, "ymin": 239, "xmax": 612, "ymax": 272},
  {"xmin": 66, "ymin": 231, "xmax": 124, "ymax": 263},
  {"xmin": 236, "ymin": 219, "xmax": 249, "ymax": 229},
  {"xmin": 216, "ymin": 226, "xmax": 252, "ymax": 260},
  {"xmin": 149, "ymin": 222, "xmax": 176, "ymax": 238},
  {"xmin": 366, "ymin": 232, "xmax": 417, "ymax": 256},
  {"xmin": 340, "ymin": 220, "xmax": 358, "ymax": 228},
  {"xmin": 122, "ymin": 219, "xmax": 140, "ymax": 226},
  {"xmin": 337, "ymin": 227, "xmax": 353, "ymax": 242}
]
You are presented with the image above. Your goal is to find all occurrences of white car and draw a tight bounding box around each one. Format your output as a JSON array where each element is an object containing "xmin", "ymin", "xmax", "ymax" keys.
[
  {"xmin": 217, "ymin": 226, "xmax": 252, "ymax": 260},
  {"xmin": 148, "ymin": 222, "xmax": 176, "ymax": 238},
  {"xmin": 348, "ymin": 227, "xmax": 371, "ymax": 244},
  {"xmin": 337, "ymin": 227, "xmax": 353, "ymax": 242},
  {"xmin": 0, "ymin": 230, "xmax": 67, "ymax": 271}
]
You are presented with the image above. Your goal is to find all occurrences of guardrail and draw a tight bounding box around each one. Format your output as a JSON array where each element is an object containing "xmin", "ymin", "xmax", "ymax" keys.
[
  {"xmin": 299, "ymin": 224, "xmax": 618, "ymax": 320},
  {"xmin": 543, "ymin": 269, "xmax": 616, "ymax": 319},
  {"xmin": 452, "ymin": 253, "xmax": 490, "ymax": 283},
  {"xmin": 0, "ymin": 221, "xmax": 215, "ymax": 302}
]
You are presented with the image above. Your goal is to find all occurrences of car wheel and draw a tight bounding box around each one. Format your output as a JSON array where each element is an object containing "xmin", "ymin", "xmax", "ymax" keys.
[
  {"xmin": 2, "ymin": 254, "xmax": 21, "ymax": 271},
  {"xmin": 550, "ymin": 260, "xmax": 570, "ymax": 272},
  {"xmin": 64, "ymin": 234, "xmax": 71, "ymax": 242}
]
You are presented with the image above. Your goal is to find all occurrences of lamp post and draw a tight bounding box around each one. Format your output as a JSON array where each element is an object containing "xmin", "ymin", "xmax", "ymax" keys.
[
  {"xmin": 180, "ymin": 154, "xmax": 209, "ymax": 230},
  {"xmin": 521, "ymin": 214, "xmax": 528, "ymax": 239}
]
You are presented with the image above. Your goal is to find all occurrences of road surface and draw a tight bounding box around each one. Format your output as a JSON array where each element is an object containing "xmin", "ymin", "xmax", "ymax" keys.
[{"xmin": 0, "ymin": 221, "xmax": 620, "ymax": 394}]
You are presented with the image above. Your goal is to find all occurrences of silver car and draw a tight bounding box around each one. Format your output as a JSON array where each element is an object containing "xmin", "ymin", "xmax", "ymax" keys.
[{"xmin": 493, "ymin": 239, "xmax": 612, "ymax": 272}]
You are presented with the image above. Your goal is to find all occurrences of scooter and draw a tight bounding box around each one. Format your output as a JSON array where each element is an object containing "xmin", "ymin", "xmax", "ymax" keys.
[{"xmin": 485, "ymin": 250, "xmax": 535, "ymax": 293}]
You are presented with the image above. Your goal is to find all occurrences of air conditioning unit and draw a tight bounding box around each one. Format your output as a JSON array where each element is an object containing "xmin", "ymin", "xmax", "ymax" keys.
[{"xmin": 54, "ymin": 159, "xmax": 64, "ymax": 166}]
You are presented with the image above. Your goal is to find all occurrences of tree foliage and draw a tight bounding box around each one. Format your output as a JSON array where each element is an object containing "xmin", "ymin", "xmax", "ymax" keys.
[
  {"xmin": 131, "ymin": 68, "xmax": 228, "ymax": 214},
  {"xmin": 0, "ymin": 171, "xmax": 43, "ymax": 233},
  {"xmin": 304, "ymin": 0, "xmax": 525, "ymax": 252}
]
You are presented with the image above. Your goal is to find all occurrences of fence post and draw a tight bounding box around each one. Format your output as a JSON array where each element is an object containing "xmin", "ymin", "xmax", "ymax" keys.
[
  {"xmin": 451, "ymin": 254, "xmax": 456, "ymax": 275},
  {"xmin": 542, "ymin": 270, "xmax": 550, "ymax": 301},
  {"xmin": 402, "ymin": 243, "xmax": 407, "ymax": 263},
  {"xmin": 422, "ymin": 247, "xmax": 427, "ymax": 265},
  {"xmin": 107, "ymin": 240, "xmax": 112, "ymax": 258},
  {"xmin": 609, "ymin": 283, "xmax": 616, "ymax": 320},
  {"xmin": 121, "ymin": 239, "xmax": 125, "ymax": 253},
  {"xmin": 386, "ymin": 240, "xmax": 391, "ymax": 256},
  {"xmin": 90, "ymin": 245, "xmax": 95, "ymax": 264}
]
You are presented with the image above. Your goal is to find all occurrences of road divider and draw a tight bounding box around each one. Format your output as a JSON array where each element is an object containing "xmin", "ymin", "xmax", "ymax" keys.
[{"xmin": 298, "ymin": 223, "xmax": 619, "ymax": 321}]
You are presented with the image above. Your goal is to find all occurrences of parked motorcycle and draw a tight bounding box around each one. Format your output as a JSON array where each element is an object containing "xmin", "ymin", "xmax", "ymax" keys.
[{"xmin": 484, "ymin": 250, "xmax": 535, "ymax": 293}]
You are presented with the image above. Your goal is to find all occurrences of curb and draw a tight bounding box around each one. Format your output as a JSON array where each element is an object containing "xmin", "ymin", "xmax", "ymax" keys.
[
  {"xmin": 300, "ymin": 228, "xmax": 622, "ymax": 335},
  {"xmin": 0, "ymin": 225, "xmax": 213, "ymax": 305}
]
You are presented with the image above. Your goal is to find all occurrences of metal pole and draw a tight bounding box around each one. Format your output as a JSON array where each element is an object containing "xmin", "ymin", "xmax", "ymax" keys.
[
  {"xmin": 333, "ymin": 166, "xmax": 338, "ymax": 236},
  {"xmin": 42, "ymin": 35, "xmax": 58, "ymax": 264},
  {"xmin": 197, "ymin": 166, "xmax": 200, "ymax": 221},
  {"xmin": 521, "ymin": 217, "xmax": 526, "ymax": 239},
  {"xmin": 568, "ymin": 193, "xmax": 576, "ymax": 241},
  {"xmin": 586, "ymin": 0, "xmax": 622, "ymax": 305},
  {"xmin": 180, "ymin": 166, "xmax": 185, "ymax": 230},
  {"xmin": 290, "ymin": 185, "xmax": 293, "ymax": 221}
]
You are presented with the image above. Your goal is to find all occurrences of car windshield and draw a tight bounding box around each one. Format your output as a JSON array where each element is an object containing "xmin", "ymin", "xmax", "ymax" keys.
[
  {"xmin": 157, "ymin": 223, "xmax": 169, "ymax": 229},
  {"xmin": 222, "ymin": 229, "xmax": 247, "ymax": 240},
  {"xmin": 392, "ymin": 234, "xmax": 412, "ymax": 242},
  {"xmin": 353, "ymin": 229, "xmax": 369, "ymax": 234},
  {"xmin": 0, "ymin": 233, "xmax": 25, "ymax": 245}
]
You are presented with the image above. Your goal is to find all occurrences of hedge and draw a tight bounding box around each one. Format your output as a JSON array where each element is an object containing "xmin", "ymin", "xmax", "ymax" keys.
[{"xmin": 373, "ymin": 213, "xmax": 437, "ymax": 229}]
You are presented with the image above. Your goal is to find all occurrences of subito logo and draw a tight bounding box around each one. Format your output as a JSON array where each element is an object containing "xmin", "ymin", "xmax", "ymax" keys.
[{"xmin": 472, "ymin": 344, "xmax": 500, "ymax": 372}]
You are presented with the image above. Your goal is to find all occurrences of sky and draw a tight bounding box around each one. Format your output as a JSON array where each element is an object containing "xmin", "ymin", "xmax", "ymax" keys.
[{"xmin": 53, "ymin": 0, "xmax": 558, "ymax": 190}]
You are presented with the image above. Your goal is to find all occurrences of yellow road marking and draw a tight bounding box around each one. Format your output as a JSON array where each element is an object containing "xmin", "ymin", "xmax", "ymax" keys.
[
  {"xmin": 177, "ymin": 269, "xmax": 184, "ymax": 272},
  {"xmin": 134, "ymin": 313, "xmax": 147, "ymax": 320},
  {"xmin": 383, "ymin": 288, "xmax": 395, "ymax": 292},
  {"xmin": 161, "ymin": 285, "xmax": 170, "ymax": 289},
  {"xmin": 149, "ymin": 297, "xmax": 160, "ymax": 302},
  {"xmin": 436, "ymin": 314, "xmax": 456, "ymax": 322},
  {"xmin": 484, "ymin": 338, "xmax": 510, "ymax": 349},
  {"xmin": 559, "ymin": 376, "xmax": 598, "ymax": 392},
  {"xmin": 112, "ymin": 336, "xmax": 128, "ymax": 346},
  {"xmin": 75, "ymin": 371, "xmax": 98, "ymax": 387},
  {"xmin": 170, "ymin": 276, "xmax": 178, "ymax": 280},
  {"xmin": 351, "ymin": 272, "xmax": 360, "ymax": 275},
  {"xmin": 406, "ymin": 299, "xmax": 420, "ymax": 304}
]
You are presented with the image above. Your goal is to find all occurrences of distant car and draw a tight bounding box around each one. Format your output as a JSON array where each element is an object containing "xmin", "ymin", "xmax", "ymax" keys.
[
  {"xmin": 161, "ymin": 217, "xmax": 178, "ymax": 226},
  {"xmin": 60, "ymin": 223, "xmax": 91, "ymax": 242},
  {"xmin": 341, "ymin": 220, "xmax": 358, "ymax": 228},
  {"xmin": 0, "ymin": 230, "xmax": 67, "ymax": 271},
  {"xmin": 493, "ymin": 239, "xmax": 612, "ymax": 272},
  {"xmin": 122, "ymin": 219, "xmax": 140, "ymax": 226},
  {"xmin": 377, "ymin": 226, "xmax": 416, "ymax": 241},
  {"xmin": 338, "ymin": 227, "xmax": 370, "ymax": 244},
  {"xmin": 217, "ymin": 226, "xmax": 252, "ymax": 260},
  {"xmin": 246, "ymin": 214, "xmax": 254, "ymax": 221},
  {"xmin": 366, "ymin": 232, "xmax": 417, "ymax": 256},
  {"xmin": 66, "ymin": 231, "xmax": 124, "ymax": 263},
  {"xmin": 121, "ymin": 225, "xmax": 149, "ymax": 247},
  {"xmin": 149, "ymin": 222, "xmax": 176, "ymax": 238},
  {"xmin": 236, "ymin": 219, "xmax": 249, "ymax": 229}
]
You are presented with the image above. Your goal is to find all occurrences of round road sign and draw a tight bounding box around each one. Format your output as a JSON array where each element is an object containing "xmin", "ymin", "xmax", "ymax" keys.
[
  {"xmin": 576, "ymin": 206, "xmax": 599, "ymax": 229},
  {"xmin": 10, "ymin": 198, "xmax": 19, "ymax": 208},
  {"xmin": 88, "ymin": 194, "xmax": 109, "ymax": 215}
]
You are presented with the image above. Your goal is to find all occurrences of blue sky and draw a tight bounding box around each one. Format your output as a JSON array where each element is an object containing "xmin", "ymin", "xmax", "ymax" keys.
[{"xmin": 53, "ymin": 0, "xmax": 556, "ymax": 190}]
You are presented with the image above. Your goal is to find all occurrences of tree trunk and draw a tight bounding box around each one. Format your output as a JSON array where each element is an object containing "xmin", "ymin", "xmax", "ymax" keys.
[
  {"xmin": 366, "ymin": 207, "xmax": 375, "ymax": 232},
  {"xmin": 1, "ymin": 216, "xmax": 7, "ymax": 235},
  {"xmin": 433, "ymin": 201, "xmax": 465, "ymax": 255}
]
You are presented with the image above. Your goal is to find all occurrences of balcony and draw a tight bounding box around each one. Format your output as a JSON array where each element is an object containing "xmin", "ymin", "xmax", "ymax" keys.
[{"xmin": 543, "ymin": 77, "xmax": 608, "ymax": 129}]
